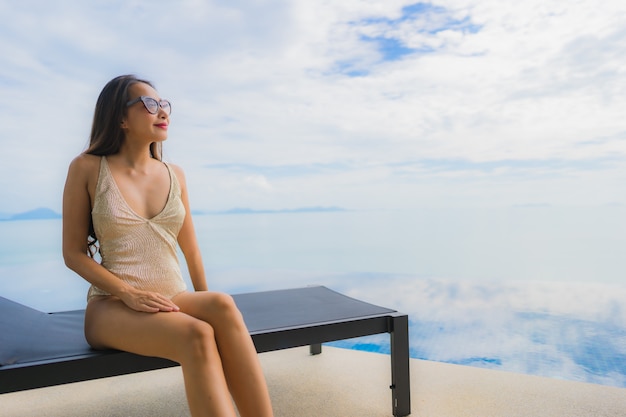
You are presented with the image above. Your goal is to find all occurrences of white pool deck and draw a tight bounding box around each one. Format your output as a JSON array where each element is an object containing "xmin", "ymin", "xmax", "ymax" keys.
[{"xmin": 2, "ymin": 346, "xmax": 625, "ymax": 417}]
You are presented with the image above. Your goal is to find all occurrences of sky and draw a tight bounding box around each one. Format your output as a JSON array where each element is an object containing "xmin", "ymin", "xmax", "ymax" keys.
[{"xmin": 1, "ymin": 0, "xmax": 626, "ymax": 213}]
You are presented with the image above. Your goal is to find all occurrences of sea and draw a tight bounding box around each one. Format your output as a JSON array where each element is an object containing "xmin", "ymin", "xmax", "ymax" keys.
[{"xmin": 1, "ymin": 206, "xmax": 625, "ymax": 388}]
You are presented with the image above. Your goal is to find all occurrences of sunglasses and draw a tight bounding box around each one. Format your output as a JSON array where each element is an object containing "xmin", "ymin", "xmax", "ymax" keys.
[{"xmin": 126, "ymin": 96, "xmax": 172, "ymax": 115}]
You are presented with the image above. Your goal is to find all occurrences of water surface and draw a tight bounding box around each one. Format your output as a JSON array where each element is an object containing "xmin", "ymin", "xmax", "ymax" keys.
[{"xmin": 1, "ymin": 207, "xmax": 625, "ymax": 387}]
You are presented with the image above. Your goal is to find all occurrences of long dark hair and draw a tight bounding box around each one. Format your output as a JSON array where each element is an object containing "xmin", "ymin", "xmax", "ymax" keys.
[
  {"xmin": 85, "ymin": 75, "xmax": 163, "ymax": 256},
  {"xmin": 86, "ymin": 74, "xmax": 162, "ymax": 160}
]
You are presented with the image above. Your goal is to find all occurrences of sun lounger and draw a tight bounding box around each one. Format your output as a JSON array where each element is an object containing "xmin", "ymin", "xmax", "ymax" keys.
[{"xmin": 0, "ymin": 285, "xmax": 410, "ymax": 416}]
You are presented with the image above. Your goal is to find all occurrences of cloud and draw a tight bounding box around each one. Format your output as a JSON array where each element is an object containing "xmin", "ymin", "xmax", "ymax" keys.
[
  {"xmin": 351, "ymin": 2, "xmax": 482, "ymax": 63},
  {"xmin": 204, "ymin": 162, "xmax": 351, "ymax": 178},
  {"xmin": 332, "ymin": 275, "xmax": 626, "ymax": 387},
  {"xmin": 243, "ymin": 174, "xmax": 273, "ymax": 191},
  {"xmin": 1, "ymin": 0, "xmax": 626, "ymax": 212}
]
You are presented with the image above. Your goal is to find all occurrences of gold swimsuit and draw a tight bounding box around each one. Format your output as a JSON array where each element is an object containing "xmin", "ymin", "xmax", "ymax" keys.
[{"xmin": 87, "ymin": 156, "xmax": 187, "ymax": 301}]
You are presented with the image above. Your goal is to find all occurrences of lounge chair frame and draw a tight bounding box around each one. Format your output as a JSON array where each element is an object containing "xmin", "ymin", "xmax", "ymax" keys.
[{"xmin": 0, "ymin": 286, "xmax": 410, "ymax": 416}]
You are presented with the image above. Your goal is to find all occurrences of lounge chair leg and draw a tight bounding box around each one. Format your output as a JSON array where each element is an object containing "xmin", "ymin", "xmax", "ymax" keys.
[
  {"xmin": 390, "ymin": 314, "xmax": 411, "ymax": 417},
  {"xmin": 310, "ymin": 343, "xmax": 322, "ymax": 355}
]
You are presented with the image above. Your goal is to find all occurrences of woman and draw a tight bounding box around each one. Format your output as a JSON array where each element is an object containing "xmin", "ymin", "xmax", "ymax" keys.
[{"xmin": 62, "ymin": 75, "xmax": 274, "ymax": 417}]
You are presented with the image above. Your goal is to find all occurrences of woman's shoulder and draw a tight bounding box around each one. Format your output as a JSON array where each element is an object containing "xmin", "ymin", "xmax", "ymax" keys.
[
  {"xmin": 164, "ymin": 162, "xmax": 188, "ymax": 194},
  {"xmin": 67, "ymin": 153, "xmax": 101, "ymax": 178},
  {"xmin": 166, "ymin": 162, "xmax": 186, "ymax": 182},
  {"xmin": 71, "ymin": 153, "xmax": 101, "ymax": 167}
]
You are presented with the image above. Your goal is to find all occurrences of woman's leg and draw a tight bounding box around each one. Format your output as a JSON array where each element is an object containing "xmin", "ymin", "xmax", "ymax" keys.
[
  {"xmin": 85, "ymin": 296, "xmax": 237, "ymax": 417},
  {"xmin": 173, "ymin": 291, "xmax": 274, "ymax": 417}
]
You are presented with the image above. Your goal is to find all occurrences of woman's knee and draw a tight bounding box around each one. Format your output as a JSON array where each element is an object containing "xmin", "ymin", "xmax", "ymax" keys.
[
  {"xmin": 213, "ymin": 293, "xmax": 237, "ymax": 312},
  {"xmin": 213, "ymin": 293, "xmax": 245, "ymax": 325},
  {"xmin": 181, "ymin": 320, "xmax": 218, "ymax": 360}
]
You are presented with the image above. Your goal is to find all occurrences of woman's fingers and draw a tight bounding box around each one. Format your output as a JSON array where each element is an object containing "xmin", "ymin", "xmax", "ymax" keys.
[
  {"xmin": 122, "ymin": 290, "xmax": 180, "ymax": 313},
  {"xmin": 150, "ymin": 293, "xmax": 180, "ymax": 312}
]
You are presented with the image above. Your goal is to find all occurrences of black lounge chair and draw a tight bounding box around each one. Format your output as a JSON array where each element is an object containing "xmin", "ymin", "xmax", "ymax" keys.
[{"xmin": 0, "ymin": 285, "xmax": 410, "ymax": 416}]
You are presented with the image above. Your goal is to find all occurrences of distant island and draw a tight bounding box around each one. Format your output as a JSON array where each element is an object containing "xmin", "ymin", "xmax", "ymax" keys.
[
  {"xmin": 0, "ymin": 207, "xmax": 62, "ymax": 221},
  {"xmin": 0, "ymin": 206, "xmax": 347, "ymax": 221},
  {"xmin": 193, "ymin": 206, "xmax": 348, "ymax": 215}
]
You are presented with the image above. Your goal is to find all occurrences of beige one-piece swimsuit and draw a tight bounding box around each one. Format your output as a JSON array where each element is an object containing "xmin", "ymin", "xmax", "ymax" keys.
[{"xmin": 87, "ymin": 156, "xmax": 187, "ymax": 301}]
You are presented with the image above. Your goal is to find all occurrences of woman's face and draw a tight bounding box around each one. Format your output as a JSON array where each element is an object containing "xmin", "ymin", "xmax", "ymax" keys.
[{"xmin": 121, "ymin": 82, "xmax": 170, "ymax": 144}]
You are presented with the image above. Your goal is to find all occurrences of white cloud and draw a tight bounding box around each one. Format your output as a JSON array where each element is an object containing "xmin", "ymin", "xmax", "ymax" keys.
[
  {"xmin": 0, "ymin": 0, "xmax": 625, "ymax": 212},
  {"xmin": 342, "ymin": 276, "xmax": 626, "ymax": 327},
  {"xmin": 336, "ymin": 275, "xmax": 626, "ymax": 386}
]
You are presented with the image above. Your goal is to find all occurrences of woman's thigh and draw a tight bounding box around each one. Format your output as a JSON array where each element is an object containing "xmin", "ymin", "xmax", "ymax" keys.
[{"xmin": 85, "ymin": 296, "xmax": 211, "ymax": 361}]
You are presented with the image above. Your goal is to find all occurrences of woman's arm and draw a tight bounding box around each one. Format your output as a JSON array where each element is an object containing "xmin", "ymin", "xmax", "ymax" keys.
[
  {"xmin": 62, "ymin": 154, "xmax": 179, "ymax": 312},
  {"xmin": 172, "ymin": 164, "xmax": 208, "ymax": 292}
]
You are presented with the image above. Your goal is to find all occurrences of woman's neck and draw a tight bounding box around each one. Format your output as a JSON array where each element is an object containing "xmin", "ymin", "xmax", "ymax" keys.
[{"xmin": 113, "ymin": 142, "xmax": 155, "ymax": 170}]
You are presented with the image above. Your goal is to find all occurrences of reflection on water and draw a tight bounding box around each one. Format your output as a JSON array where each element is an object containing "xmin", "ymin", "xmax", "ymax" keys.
[
  {"xmin": 329, "ymin": 275, "xmax": 626, "ymax": 388},
  {"xmin": 1, "ymin": 208, "xmax": 625, "ymax": 388}
]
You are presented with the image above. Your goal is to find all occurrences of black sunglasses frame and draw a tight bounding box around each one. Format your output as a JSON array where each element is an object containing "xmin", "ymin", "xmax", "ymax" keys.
[{"xmin": 126, "ymin": 96, "xmax": 172, "ymax": 115}]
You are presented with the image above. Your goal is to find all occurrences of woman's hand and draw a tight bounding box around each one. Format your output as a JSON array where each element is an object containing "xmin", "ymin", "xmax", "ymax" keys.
[{"xmin": 119, "ymin": 288, "xmax": 180, "ymax": 313}]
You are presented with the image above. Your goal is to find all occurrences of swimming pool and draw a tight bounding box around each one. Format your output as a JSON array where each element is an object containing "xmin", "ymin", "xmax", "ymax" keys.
[{"xmin": 1, "ymin": 208, "xmax": 625, "ymax": 388}]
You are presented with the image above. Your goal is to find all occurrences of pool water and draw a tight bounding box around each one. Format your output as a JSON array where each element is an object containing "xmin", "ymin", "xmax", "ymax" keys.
[{"xmin": 1, "ymin": 209, "xmax": 625, "ymax": 388}]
